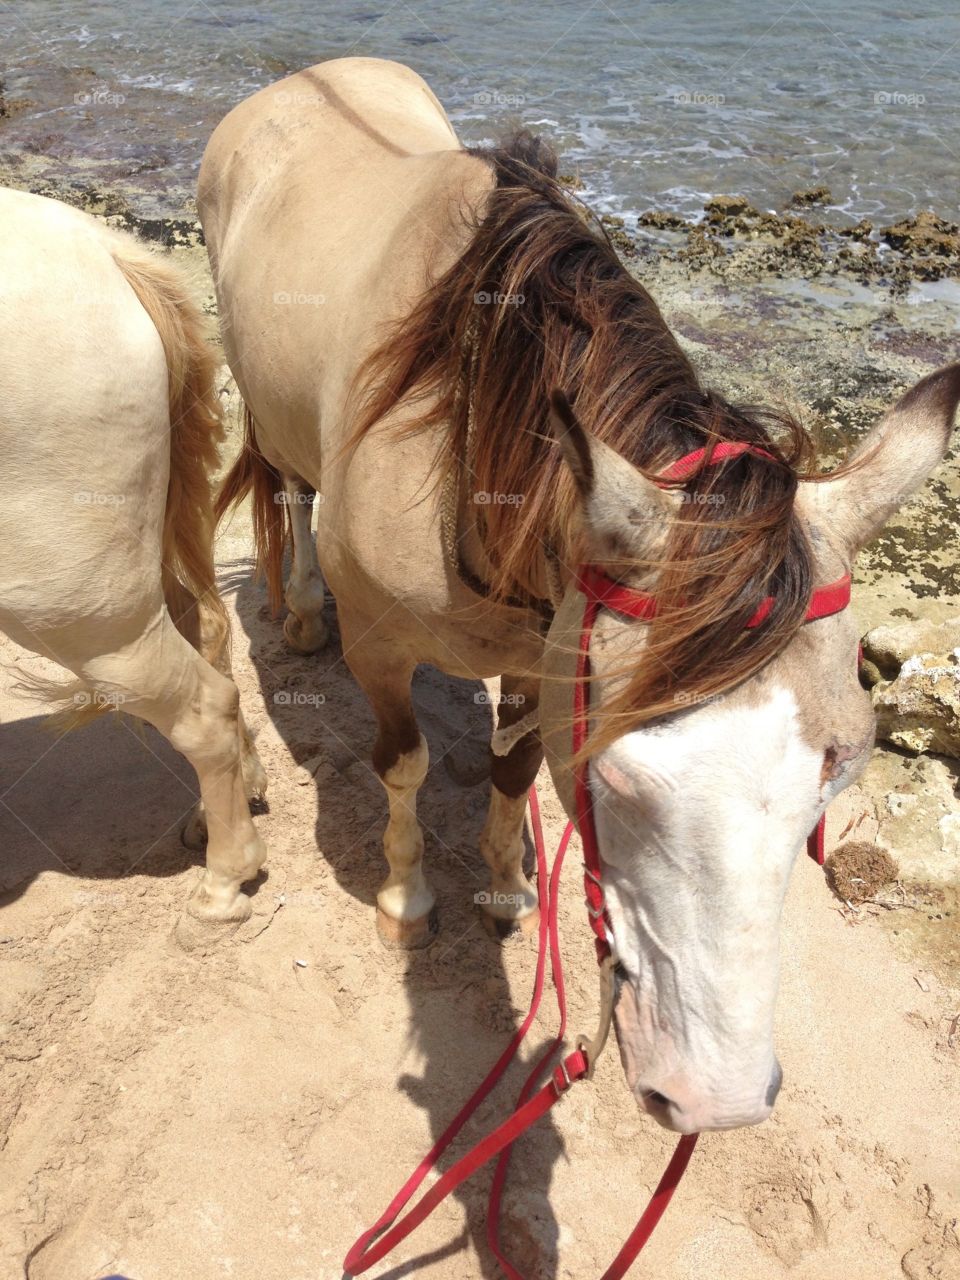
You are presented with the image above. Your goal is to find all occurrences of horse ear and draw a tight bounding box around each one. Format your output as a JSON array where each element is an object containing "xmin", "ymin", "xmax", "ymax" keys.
[
  {"xmin": 804, "ymin": 363, "xmax": 960, "ymax": 555},
  {"xmin": 548, "ymin": 389, "xmax": 677, "ymax": 561}
]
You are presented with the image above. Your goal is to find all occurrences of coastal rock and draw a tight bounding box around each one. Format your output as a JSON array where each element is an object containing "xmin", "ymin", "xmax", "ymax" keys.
[
  {"xmin": 881, "ymin": 210, "xmax": 960, "ymax": 258},
  {"xmin": 703, "ymin": 195, "xmax": 755, "ymax": 219},
  {"xmin": 679, "ymin": 225, "xmax": 724, "ymax": 266},
  {"xmin": 599, "ymin": 214, "xmax": 636, "ymax": 256},
  {"xmin": 838, "ymin": 219, "xmax": 873, "ymax": 240},
  {"xmin": 0, "ymin": 75, "xmax": 33, "ymax": 120},
  {"xmin": 637, "ymin": 209, "xmax": 689, "ymax": 231},
  {"xmin": 871, "ymin": 650, "xmax": 960, "ymax": 758},
  {"xmin": 862, "ymin": 617, "xmax": 960, "ymax": 677},
  {"xmin": 789, "ymin": 185, "xmax": 833, "ymax": 207}
]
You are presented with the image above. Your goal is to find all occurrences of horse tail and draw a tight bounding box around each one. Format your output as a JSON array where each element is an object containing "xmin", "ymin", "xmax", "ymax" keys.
[
  {"xmin": 215, "ymin": 402, "xmax": 287, "ymax": 614},
  {"xmin": 15, "ymin": 233, "xmax": 230, "ymax": 729},
  {"xmin": 109, "ymin": 235, "xmax": 230, "ymax": 668}
]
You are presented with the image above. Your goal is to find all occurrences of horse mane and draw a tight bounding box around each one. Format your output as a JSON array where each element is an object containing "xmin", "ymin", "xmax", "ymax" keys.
[{"xmin": 350, "ymin": 130, "xmax": 824, "ymax": 756}]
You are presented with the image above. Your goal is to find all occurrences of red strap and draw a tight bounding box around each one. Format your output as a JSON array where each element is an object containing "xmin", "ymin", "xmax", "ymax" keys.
[
  {"xmin": 344, "ymin": 786, "xmax": 697, "ymax": 1278},
  {"xmin": 576, "ymin": 565, "xmax": 852, "ymax": 631},
  {"xmin": 747, "ymin": 573, "xmax": 851, "ymax": 628},
  {"xmin": 598, "ymin": 1132, "xmax": 700, "ymax": 1280},
  {"xmin": 657, "ymin": 440, "xmax": 777, "ymax": 483},
  {"xmin": 489, "ymin": 787, "xmax": 573, "ymax": 1275},
  {"xmin": 807, "ymin": 813, "xmax": 826, "ymax": 866},
  {"xmin": 573, "ymin": 595, "xmax": 613, "ymax": 962},
  {"xmin": 488, "ymin": 790, "xmax": 698, "ymax": 1279},
  {"xmin": 343, "ymin": 1049, "xmax": 590, "ymax": 1275},
  {"xmin": 343, "ymin": 789, "xmax": 563, "ymax": 1275}
]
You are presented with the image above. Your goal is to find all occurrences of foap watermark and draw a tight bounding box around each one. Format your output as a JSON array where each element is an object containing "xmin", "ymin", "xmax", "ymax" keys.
[
  {"xmin": 474, "ymin": 290, "xmax": 524, "ymax": 306},
  {"xmin": 274, "ymin": 289, "xmax": 326, "ymax": 306},
  {"xmin": 474, "ymin": 890, "xmax": 527, "ymax": 908},
  {"xmin": 679, "ymin": 491, "xmax": 726, "ymax": 507},
  {"xmin": 274, "ymin": 690, "xmax": 326, "ymax": 707},
  {"xmin": 473, "ymin": 490, "xmax": 525, "ymax": 506},
  {"xmin": 74, "ymin": 491, "xmax": 126, "ymax": 507},
  {"xmin": 874, "ymin": 90, "xmax": 925, "ymax": 108},
  {"xmin": 473, "ymin": 89, "xmax": 526, "ymax": 108},
  {"xmin": 673, "ymin": 690, "xmax": 725, "ymax": 707},
  {"xmin": 474, "ymin": 690, "xmax": 526, "ymax": 707},
  {"xmin": 74, "ymin": 87, "xmax": 126, "ymax": 108},
  {"xmin": 673, "ymin": 90, "xmax": 725, "ymax": 108},
  {"xmin": 274, "ymin": 490, "xmax": 324, "ymax": 505},
  {"xmin": 274, "ymin": 90, "xmax": 326, "ymax": 107},
  {"xmin": 74, "ymin": 690, "xmax": 126, "ymax": 710}
]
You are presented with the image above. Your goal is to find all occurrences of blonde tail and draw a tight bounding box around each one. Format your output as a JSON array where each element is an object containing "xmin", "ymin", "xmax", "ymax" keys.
[{"xmin": 109, "ymin": 237, "xmax": 230, "ymax": 668}]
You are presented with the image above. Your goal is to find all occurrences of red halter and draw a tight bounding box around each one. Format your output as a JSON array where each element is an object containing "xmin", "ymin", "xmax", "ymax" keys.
[{"xmin": 344, "ymin": 442, "xmax": 851, "ymax": 1279}]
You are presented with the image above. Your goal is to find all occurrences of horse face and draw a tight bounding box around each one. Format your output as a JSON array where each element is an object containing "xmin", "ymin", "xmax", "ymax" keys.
[
  {"xmin": 591, "ymin": 607, "xmax": 873, "ymax": 1132},
  {"xmin": 542, "ymin": 363, "xmax": 959, "ymax": 1132}
]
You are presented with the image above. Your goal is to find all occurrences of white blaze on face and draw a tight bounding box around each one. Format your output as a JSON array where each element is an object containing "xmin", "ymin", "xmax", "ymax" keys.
[{"xmin": 591, "ymin": 684, "xmax": 825, "ymax": 1132}]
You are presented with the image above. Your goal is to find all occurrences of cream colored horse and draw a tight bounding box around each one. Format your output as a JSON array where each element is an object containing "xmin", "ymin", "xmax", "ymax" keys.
[
  {"xmin": 0, "ymin": 188, "xmax": 266, "ymax": 921},
  {"xmin": 200, "ymin": 58, "xmax": 959, "ymax": 1131}
]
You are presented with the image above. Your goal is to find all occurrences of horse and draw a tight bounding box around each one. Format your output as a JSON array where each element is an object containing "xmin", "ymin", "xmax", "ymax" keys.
[
  {"xmin": 0, "ymin": 188, "xmax": 267, "ymax": 922},
  {"xmin": 199, "ymin": 56, "xmax": 959, "ymax": 1133}
]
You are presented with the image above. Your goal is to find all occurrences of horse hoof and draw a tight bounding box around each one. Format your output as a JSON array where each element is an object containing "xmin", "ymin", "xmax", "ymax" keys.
[
  {"xmin": 376, "ymin": 905, "xmax": 437, "ymax": 950},
  {"xmin": 480, "ymin": 904, "xmax": 541, "ymax": 942},
  {"xmin": 185, "ymin": 875, "xmax": 254, "ymax": 921},
  {"xmin": 283, "ymin": 611, "xmax": 329, "ymax": 655}
]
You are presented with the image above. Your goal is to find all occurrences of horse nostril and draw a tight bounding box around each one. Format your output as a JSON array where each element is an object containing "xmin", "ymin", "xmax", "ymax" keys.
[
  {"xmin": 765, "ymin": 1061, "xmax": 783, "ymax": 1107},
  {"xmin": 646, "ymin": 1090, "xmax": 672, "ymax": 1109}
]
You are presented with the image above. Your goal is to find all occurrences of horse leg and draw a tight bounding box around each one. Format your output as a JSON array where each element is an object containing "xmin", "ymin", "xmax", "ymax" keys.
[
  {"xmin": 163, "ymin": 574, "xmax": 267, "ymax": 852},
  {"xmin": 479, "ymin": 673, "xmax": 541, "ymax": 938},
  {"xmin": 341, "ymin": 622, "xmax": 435, "ymax": 948},
  {"xmin": 281, "ymin": 474, "xmax": 329, "ymax": 655},
  {"xmin": 77, "ymin": 609, "xmax": 266, "ymax": 920}
]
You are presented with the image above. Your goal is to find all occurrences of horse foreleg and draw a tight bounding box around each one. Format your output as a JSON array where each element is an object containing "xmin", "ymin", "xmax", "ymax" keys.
[
  {"xmin": 342, "ymin": 628, "xmax": 435, "ymax": 948},
  {"xmin": 479, "ymin": 674, "xmax": 542, "ymax": 938},
  {"xmin": 281, "ymin": 474, "xmax": 329, "ymax": 654}
]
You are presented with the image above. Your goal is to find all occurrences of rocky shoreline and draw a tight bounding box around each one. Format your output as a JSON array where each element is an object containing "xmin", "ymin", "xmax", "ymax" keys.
[
  {"xmin": 615, "ymin": 197, "xmax": 960, "ymax": 290},
  {"xmin": 4, "ymin": 152, "xmax": 960, "ymax": 287},
  {"xmin": 554, "ymin": 172, "xmax": 960, "ymax": 289}
]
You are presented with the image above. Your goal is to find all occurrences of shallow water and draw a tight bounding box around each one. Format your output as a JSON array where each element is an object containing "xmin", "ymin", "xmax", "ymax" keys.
[{"xmin": 1, "ymin": 1, "xmax": 958, "ymax": 220}]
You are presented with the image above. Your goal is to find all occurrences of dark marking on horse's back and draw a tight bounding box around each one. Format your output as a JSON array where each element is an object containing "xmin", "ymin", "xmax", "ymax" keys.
[{"xmin": 298, "ymin": 70, "xmax": 413, "ymax": 157}]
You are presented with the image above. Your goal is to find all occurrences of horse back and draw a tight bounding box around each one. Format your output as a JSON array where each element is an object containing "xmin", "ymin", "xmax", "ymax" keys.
[{"xmin": 198, "ymin": 58, "xmax": 493, "ymax": 472}]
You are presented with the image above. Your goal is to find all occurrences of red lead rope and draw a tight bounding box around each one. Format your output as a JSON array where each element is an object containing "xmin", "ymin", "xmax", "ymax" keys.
[
  {"xmin": 344, "ymin": 442, "xmax": 851, "ymax": 1278},
  {"xmin": 342, "ymin": 779, "xmax": 700, "ymax": 1279}
]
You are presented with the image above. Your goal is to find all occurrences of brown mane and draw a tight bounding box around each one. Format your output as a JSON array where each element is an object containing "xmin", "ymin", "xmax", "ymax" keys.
[{"xmin": 351, "ymin": 130, "xmax": 824, "ymax": 755}]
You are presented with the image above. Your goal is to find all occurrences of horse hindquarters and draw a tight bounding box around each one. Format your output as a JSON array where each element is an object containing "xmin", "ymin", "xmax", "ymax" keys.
[
  {"xmin": 0, "ymin": 196, "xmax": 266, "ymax": 920},
  {"xmin": 99, "ymin": 236, "xmax": 269, "ymax": 916}
]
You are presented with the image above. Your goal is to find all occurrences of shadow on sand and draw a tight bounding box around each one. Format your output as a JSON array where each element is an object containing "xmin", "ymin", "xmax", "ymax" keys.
[{"xmin": 229, "ymin": 561, "xmax": 567, "ymax": 1279}]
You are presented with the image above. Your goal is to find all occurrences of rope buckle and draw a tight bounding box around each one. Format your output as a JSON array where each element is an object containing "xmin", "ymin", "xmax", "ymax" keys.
[
  {"xmin": 551, "ymin": 1059, "xmax": 573, "ymax": 1097},
  {"xmin": 575, "ymin": 955, "xmax": 617, "ymax": 1080}
]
